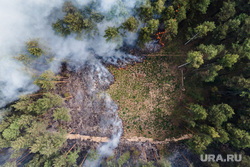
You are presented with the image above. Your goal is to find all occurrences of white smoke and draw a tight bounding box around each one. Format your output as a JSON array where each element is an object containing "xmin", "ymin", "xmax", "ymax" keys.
[
  {"xmin": 0, "ymin": 0, "xmax": 141, "ymax": 108},
  {"xmin": 84, "ymin": 92, "xmax": 123, "ymax": 167},
  {"xmin": 0, "ymin": 0, "xmax": 142, "ymax": 165}
]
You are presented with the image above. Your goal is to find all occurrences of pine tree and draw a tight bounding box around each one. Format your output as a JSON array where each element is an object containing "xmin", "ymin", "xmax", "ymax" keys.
[
  {"xmin": 187, "ymin": 134, "xmax": 213, "ymax": 154},
  {"xmin": 146, "ymin": 19, "xmax": 159, "ymax": 34},
  {"xmin": 62, "ymin": 1, "xmax": 77, "ymax": 13},
  {"xmin": 227, "ymin": 123, "xmax": 250, "ymax": 149},
  {"xmin": 122, "ymin": 17, "xmax": 139, "ymax": 33},
  {"xmin": 200, "ymin": 125, "xmax": 220, "ymax": 138},
  {"xmin": 208, "ymin": 104, "xmax": 234, "ymax": 126},
  {"xmin": 26, "ymin": 39, "xmax": 43, "ymax": 57},
  {"xmin": 216, "ymin": 127, "xmax": 229, "ymax": 144},
  {"xmin": 186, "ymin": 51, "xmax": 204, "ymax": 68},
  {"xmin": 203, "ymin": 65, "xmax": 223, "ymax": 82},
  {"xmin": 137, "ymin": 27, "xmax": 151, "ymax": 47},
  {"xmin": 164, "ymin": 19, "xmax": 178, "ymax": 41},
  {"xmin": 190, "ymin": 104, "xmax": 207, "ymax": 121},
  {"xmin": 53, "ymin": 107, "xmax": 71, "ymax": 122},
  {"xmin": 2, "ymin": 121, "xmax": 20, "ymax": 141},
  {"xmin": 0, "ymin": 135, "xmax": 10, "ymax": 148},
  {"xmin": 11, "ymin": 135, "xmax": 31, "ymax": 150},
  {"xmin": 153, "ymin": 0, "xmax": 166, "ymax": 15},
  {"xmin": 53, "ymin": 154, "xmax": 67, "ymax": 167},
  {"xmin": 66, "ymin": 148, "xmax": 80, "ymax": 166},
  {"xmin": 197, "ymin": 44, "xmax": 225, "ymax": 60},
  {"xmin": 118, "ymin": 151, "xmax": 130, "ymax": 167},
  {"xmin": 193, "ymin": 0, "xmax": 211, "ymax": 14},
  {"xmin": 63, "ymin": 12, "xmax": 84, "ymax": 34},
  {"xmin": 34, "ymin": 70, "xmax": 56, "ymax": 90},
  {"xmin": 161, "ymin": 6, "xmax": 175, "ymax": 21},
  {"xmin": 30, "ymin": 132, "xmax": 67, "ymax": 157},
  {"xmin": 217, "ymin": 0, "xmax": 236, "ymax": 22},
  {"xmin": 221, "ymin": 54, "xmax": 239, "ymax": 68},
  {"xmin": 104, "ymin": 26, "xmax": 120, "ymax": 42},
  {"xmin": 194, "ymin": 21, "xmax": 216, "ymax": 38},
  {"xmin": 137, "ymin": 0, "xmax": 153, "ymax": 22}
]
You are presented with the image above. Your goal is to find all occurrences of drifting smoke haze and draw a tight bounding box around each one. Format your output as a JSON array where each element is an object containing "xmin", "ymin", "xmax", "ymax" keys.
[
  {"xmin": 0, "ymin": 0, "xmax": 143, "ymax": 165},
  {"xmin": 0, "ymin": 0, "xmax": 142, "ymax": 107}
]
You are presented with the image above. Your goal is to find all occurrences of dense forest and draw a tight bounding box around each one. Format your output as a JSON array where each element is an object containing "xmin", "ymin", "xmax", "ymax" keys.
[{"xmin": 0, "ymin": 0, "xmax": 249, "ymax": 166}]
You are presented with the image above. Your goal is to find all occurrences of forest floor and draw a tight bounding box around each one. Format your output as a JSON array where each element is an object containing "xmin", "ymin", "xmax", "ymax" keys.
[{"xmin": 107, "ymin": 54, "xmax": 186, "ymax": 140}]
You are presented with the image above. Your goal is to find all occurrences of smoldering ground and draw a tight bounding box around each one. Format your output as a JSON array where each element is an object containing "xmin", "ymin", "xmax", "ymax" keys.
[
  {"xmin": 0, "ymin": 0, "xmax": 144, "ymax": 166},
  {"xmin": 0, "ymin": 0, "xmax": 142, "ymax": 108}
]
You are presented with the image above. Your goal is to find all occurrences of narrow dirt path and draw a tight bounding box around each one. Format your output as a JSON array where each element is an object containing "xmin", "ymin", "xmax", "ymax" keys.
[{"xmin": 67, "ymin": 134, "xmax": 191, "ymax": 144}]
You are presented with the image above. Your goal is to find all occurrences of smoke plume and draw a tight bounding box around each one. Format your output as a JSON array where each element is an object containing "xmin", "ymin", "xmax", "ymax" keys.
[{"xmin": 0, "ymin": 0, "xmax": 143, "ymax": 165}]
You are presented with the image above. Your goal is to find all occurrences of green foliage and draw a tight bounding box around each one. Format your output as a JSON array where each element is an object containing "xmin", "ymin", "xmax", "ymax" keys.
[
  {"xmin": 118, "ymin": 151, "xmax": 130, "ymax": 167},
  {"xmin": 30, "ymin": 132, "xmax": 67, "ymax": 157},
  {"xmin": 62, "ymin": 1, "xmax": 77, "ymax": 13},
  {"xmin": 224, "ymin": 75, "xmax": 250, "ymax": 90},
  {"xmin": 164, "ymin": 19, "xmax": 178, "ymax": 40},
  {"xmin": 197, "ymin": 44, "xmax": 224, "ymax": 60},
  {"xmin": 157, "ymin": 158, "xmax": 171, "ymax": 167},
  {"xmin": 153, "ymin": 0, "xmax": 166, "ymax": 14},
  {"xmin": 176, "ymin": 6, "xmax": 187, "ymax": 23},
  {"xmin": 0, "ymin": 115, "xmax": 17, "ymax": 133},
  {"xmin": 122, "ymin": 16, "xmax": 139, "ymax": 32},
  {"xmin": 138, "ymin": 0, "xmax": 153, "ymax": 22},
  {"xmin": 0, "ymin": 136, "xmax": 10, "ymax": 148},
  {"xmin": 187, "ymin": 134, "xmax": 213, "ymax": 154},
  {"xmin": 233, "ymin": 38, "xmax": 250, "ymax": 59},
  {"xmin": 217, "ymin": 0, "xmax": 236, "ymax": 22},
  {"xmin": 52, "ymin": 20, "xmax": 70, "ymax": 36},
  {"xmin": 53, "ymin": 154, "xmax": 67, "ymax": 167},
  {"xmin": 216, "ymin": 127, "xmax": 229, "ymax": 144},
  {"xmin": 88, "ymin": 149, "xmax": 99, "ymax": 161},
  {"xmin": 25, "ymin": 154, "xmax": 47, "ymax": 167},
  {"xmin": 53, "ymin": 2, "xmax": 100, "ymax": 36},
  {"xmin": 190, "ymin": 104, "xmax": 207, "ymax": 121},
  {"xmin": 14, "ymin": 54, "xmax": 32, "ymax": 65},
  {"xmin": 26, "ymin": 121, "xmax": 47, "ymax": 137},
  {"xmin": 227, "ymin": 123, "xmax": 250, "ymax": 149},
  {"xmin": 33, "ymin": 93, "xmax": 58, "ymax": 114},
  {"xmin": 161, "ymin": 6, "xmax": 175, "ymax": 20},
  {"xmin": 146, "ymin": 19, "xmax": 159, "ymax": 34},
  {"xmin": 194, "ymin": 0, "xmax": 211, "ymax": 14},
  {"xmin": 203, "ymin": 65, "xmax": 223, "ymax": 82},
  {"xmin": 90, "ymin": 12, "xmax": 104, "ymax": 23},
  {"xmin": 208, "ymin": 104, "xmax": 234, "ymax": 126},
  {"xmin": 186, "ymin": 51, "xmax": 204, "ymax": 68},
  {"xmin": 66, "ymin": 148, "xmax": 80, "ymax": 166},
  {"xmin": 104, "ymin": 26, "xmax": 120, "ymax": 42},
  {"xmin": 26, "ymin": 39, "xmax": 43, "ymax": 56},
  {"xmin": 34, "ymin": 70, "xmax": 56, "ymax": 90},
  {"xmin": 11, "ymin": 135, "xmax": 31, "ymax": 150},
  {"xmin": 2, "ymin": 121, "xmax": 20, "ymax": 141},
  {"xmin": 221, "ymin": 54, "xmax": 239, "ymax": 68},
  {"xmin": 63, "ymin": 12, "xmax": 84, "ymax": 34},
  {"xmin": 53, "ymin": 107, "xmax": 71, "ymax": 122},
  {"xmin": 194, "ymin": 21, "xmax": 216, "ymax": 38},
  {"xmin": 137, "ymin": 27, "xmax": 151, "ymax": 47},
  {"xmin": 200, "ymin": 125, "xmax": 220, "ymax": 138}
]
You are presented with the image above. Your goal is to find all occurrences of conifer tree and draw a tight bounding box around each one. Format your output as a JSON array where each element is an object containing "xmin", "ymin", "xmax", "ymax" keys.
[
  {"xmin": 53, "ymin": 107, "xmax": 71, "ymax": 122},
  {"xmin": 186, "ymin": 51, "xmax": 204, "ymax": 68},
  {"xmin": 104, "ymin": 26, "xmax": 120, "ymax": 42},
  {"xmin": 122, "ymin": 17, "xmax": 139, "ymax": 33},
  {"xmin": 34, "ymin": 70, "xmax": 56, "ymax": 90}
]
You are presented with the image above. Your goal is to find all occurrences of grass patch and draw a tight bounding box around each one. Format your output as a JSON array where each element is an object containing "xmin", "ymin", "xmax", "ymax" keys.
[{"xmin": 107, "ymin": 56, "xmax": 184, "ymax": 140}]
